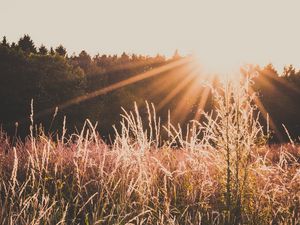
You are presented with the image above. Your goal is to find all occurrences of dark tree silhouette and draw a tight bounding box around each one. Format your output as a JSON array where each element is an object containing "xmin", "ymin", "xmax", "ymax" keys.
[
  {"xmin": 55, "ymin": 45, "xmax": 67, "ymax": 57},
  {"xmin": 120, "ymin": 52, "xmax": 130, "ymax": 63},
  {"xmin": 71, "ymin": 50, "xmax": 91, "ymax": 72},
  {"xmin": 283, "ymin": 64, "xmax": 296, "ymax": 77},
  {"xmin": 1, "ymin": 36, "xmax": 9, "ymax": 47},
  {"xmin": 18, "ymin": 34, "xmax": 37, "ymax": 54},
  {"xmin": 38, "ymin": 45, "xmax": 48, "ymax": 55},
  {"xmin": 49, "ymin": 47, "xmax": 55, "ymax": 56},
  {"xmin": 10, "ymin": 42, "xmax": 17, "ymax": 50}
]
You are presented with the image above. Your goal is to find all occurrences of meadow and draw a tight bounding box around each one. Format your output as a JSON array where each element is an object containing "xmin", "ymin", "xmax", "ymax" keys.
[{"xmin": 0, "ymin": 77, "xmax": 299, "ymax": 225}]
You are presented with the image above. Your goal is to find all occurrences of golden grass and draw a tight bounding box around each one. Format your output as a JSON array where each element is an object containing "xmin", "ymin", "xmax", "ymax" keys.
[{"xmin": 0, "ymin": 74, "xmax": 299, "ymax": 224}]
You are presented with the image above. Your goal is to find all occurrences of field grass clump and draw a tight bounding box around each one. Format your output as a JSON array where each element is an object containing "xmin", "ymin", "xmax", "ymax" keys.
[{"xmin": 0, "ymin": 74, "xmax": 299, "ymax": 224}]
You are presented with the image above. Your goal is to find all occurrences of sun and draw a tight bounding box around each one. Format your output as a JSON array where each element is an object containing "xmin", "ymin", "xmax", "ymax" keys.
[
  {"xmin": 192, "ymin": 52, "xmax": 242, "ymax": 78},
  {"xmin": 185, "ymin": 46, "xmax": 245, "ymax": 83},
  {"xmin": 188, "ymin": 54, "xmax": 242, "ymax": 83}
]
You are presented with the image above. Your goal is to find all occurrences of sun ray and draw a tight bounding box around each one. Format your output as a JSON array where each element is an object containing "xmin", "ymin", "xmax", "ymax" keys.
[
  {"xmin": 249, "ymin": 86, "xmax": 284, "ymax": 142},
  {"xmin": 265, "ymin": 72, "xmax": 300, "ymax": 95},
  {"xmin": 89, "ymin": 57, "xmax": 166, "ymax": 79},
  {"xmin": 193, "ymin": 86, "xmax": 211, "ymax": 121},
  {"xmin": 169, "ymin": 70, "xmax": 207, "ymax": 124},
  {"xmin": 156, "ymin": 66, "xmax": 199, "ymax": 111},
  {"xmin": 140, "ymin": 63, "xmax": 193, "ymax": 100},
  {"xmin": 34, "ymin": 57, "xmax": 192, "ymax": 119},
  {"xmin": 254, "ymin": 69, "xmax": 300, "ymax": 103}
]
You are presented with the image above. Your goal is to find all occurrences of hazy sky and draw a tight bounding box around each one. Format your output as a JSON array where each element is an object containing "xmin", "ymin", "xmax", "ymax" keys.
[{"xmin": 1, "ymin": 0, "xmax": 300, "ymax": 71}]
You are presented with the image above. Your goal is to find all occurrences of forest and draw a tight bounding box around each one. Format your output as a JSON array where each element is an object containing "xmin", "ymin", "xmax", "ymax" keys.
[{"xmin": 0, "ymin": 35, "xmax": 300, "ymax": 143}]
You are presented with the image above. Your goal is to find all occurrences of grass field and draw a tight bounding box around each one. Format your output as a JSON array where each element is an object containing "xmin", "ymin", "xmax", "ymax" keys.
[{"xmin": 0, "ymin": 78, "xmax": 299, "ymax": 225}]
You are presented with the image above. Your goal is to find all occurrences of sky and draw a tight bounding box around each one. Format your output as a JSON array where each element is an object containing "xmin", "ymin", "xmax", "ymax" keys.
[{"xmin": 1, "ymin": 0, "xmax": 300, "ymax": 72}]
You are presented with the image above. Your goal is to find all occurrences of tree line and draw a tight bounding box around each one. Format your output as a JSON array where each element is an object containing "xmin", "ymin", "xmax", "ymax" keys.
[
  {"xmin": 0, "ymin": 35, "xmax": 170, "ymax": 140},
  {"xmin": 0, "ymin": 35, "xmax": 300, "ymax": 142}
]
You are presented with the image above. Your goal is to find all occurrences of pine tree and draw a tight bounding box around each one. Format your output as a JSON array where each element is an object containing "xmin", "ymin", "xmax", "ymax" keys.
[
  {"xmin": 1, "ymin": 36, "xmax": 9, "ymax": 47},
  {"xmin": 50, "ymin": 47, "xmax": 55, "ymax": 56},
  {"xmin": 38, "ymin": 45, "xmax": 48, "ymax": 55},
  {"xmin": 55, "ymin": 45, "xmax": 67, "ymax": 57},
  {"xmin": 18, "ymin": 34, "xmax": 37, "ymax": 54}
]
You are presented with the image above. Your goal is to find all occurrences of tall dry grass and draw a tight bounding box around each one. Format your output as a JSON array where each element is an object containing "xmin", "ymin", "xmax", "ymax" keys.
[{"xmin": 0, "ymin": 73, "xmax": 299, "ymax": 224}]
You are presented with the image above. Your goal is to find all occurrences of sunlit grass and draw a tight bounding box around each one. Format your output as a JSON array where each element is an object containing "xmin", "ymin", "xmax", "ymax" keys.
[{"xmin": 0, "ymin": 73, "xmax": 299, "ymax": 224}]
